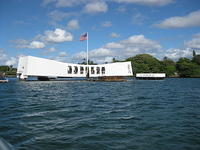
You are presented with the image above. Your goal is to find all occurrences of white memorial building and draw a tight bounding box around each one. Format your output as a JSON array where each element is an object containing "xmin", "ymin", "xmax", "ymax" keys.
[{"xmin": 17, "ymin": 56, "xmax": 133, "ymax": 80}]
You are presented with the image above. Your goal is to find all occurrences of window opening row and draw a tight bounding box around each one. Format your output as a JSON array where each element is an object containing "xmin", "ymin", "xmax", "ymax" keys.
[{"xmin": 67, "ymin": 66, "xmax": 105, "ymax": 74}]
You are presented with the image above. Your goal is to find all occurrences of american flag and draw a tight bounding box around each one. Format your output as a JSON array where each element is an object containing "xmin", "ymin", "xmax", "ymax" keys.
[{"xmin": 80, "ymin": 33, "xmax": 87, "ymax": 41}]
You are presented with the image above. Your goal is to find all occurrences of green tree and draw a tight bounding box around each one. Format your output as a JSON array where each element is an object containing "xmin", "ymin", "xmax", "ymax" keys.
[
  {"xmin": 192, "ymin": 54, "xmax": 200, "ymax": 65},
  {"xmin": 0, "ymin": 66, "xmax": 10, "ymax": 72},
  {"xmin": 162, "ymin": 57, "xmax": 176, "ymax": 77},
  {"xmin": 79, "ymin": 59, "xmax": 97, "ymax": 65},
  {"xmin": 0, "ymin": 65, "xmax": 17, "ymax": 76},
  {"xmin": 176, "ymin": 58, "xmax": 200, "ymax": 77},
  {"xmin": 126, "ymin": 54, "xmax": 165, "ymax": 75},
  {"xmin": 193, "ymin": 50, "xmax": 196, "ymax": 57},
  {"xmin": 112, "ymin": 57, "xmax": 116, "ymax": 63}
]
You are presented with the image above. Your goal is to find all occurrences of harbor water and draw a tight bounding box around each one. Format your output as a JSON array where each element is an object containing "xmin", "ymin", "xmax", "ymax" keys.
[{"xmin": 0, "ymin": 78, "xmax": 200, "ymax": 150}]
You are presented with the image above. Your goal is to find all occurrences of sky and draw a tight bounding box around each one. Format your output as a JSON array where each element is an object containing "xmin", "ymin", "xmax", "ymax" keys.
[{"xmin": 0, "ymin": 0, "xmax": 200, "ymax": 66}]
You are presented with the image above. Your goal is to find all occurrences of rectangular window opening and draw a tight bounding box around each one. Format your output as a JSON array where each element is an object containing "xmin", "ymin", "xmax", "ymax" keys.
[
  {"xmin": 74, "ymin": 66, "xmax": 78, "ymax": 74},
  {"xmin": 68, "ymin": 66, "xmax": 72, "ymax": 74},
  {"xmin": 96, "ymin": 67, "xmax": 100, "ymax": 74},
  {"xmin": 91, "ymin": 67, "xmax": 95, "ymax": 74},
  {"xmin": 102, "ymin": 67, "xmax": 105, "ymax": 74},
  {"xmin": 80, "ymin": 66, "xmax": 84, "ymax": 74}
]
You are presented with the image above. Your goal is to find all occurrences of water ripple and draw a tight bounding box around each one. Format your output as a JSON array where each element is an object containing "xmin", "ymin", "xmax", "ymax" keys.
[{"xmin": 0, "ymin": 78, "xmax": 200, "ymax": 150}]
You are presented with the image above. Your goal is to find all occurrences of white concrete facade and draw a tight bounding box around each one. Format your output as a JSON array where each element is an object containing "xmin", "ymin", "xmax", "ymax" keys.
[{"xmin": 17, "ymin": 56, "xmax": 133, "ymax": 80}]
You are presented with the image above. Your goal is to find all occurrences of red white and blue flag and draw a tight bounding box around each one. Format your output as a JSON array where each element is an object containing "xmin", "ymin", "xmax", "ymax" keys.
[{"xmin": 80, "ymin": 33, "xmax": 87, "ymax": 41}]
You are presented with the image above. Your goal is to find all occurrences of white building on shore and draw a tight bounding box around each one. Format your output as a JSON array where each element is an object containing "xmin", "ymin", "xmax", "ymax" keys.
[
  {"xmin": 17, "ymin": 56, "xmax": 133, "ymax": 80},
  {"xmin": 136, "ymin": 73, "xmax": 166, "ymax": 80}
]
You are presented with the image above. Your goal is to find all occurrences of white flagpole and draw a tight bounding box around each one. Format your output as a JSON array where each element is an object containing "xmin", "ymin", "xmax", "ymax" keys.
[
  {"xmin": 86, "ymin": 32, "xmax": 89, "ymax": 78},
  {"xmin": 87, "ymin": 32, "xmax": 89, "ymax": 66}
]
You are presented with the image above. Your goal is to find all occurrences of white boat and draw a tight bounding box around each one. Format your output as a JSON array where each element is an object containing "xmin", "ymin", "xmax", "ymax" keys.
[{"xmin": 0, "ymin": 76, "xmax": 8, "ymax": 83}]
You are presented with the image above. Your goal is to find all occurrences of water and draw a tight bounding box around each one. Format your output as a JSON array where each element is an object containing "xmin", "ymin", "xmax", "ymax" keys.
[{"xmin": 0, "ymin": 78, "xmax": 200, "ymax": 150}]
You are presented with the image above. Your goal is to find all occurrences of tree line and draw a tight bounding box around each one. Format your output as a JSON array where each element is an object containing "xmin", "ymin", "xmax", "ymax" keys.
[
  {"xmin": 1, "ymin": 52, "xmax": 200, "ymax": 77},
  {"xmin": 0, "ymin": 66, "xmax": 17, "ymax": 76},
  {"xmin": 124, "ymin": 52, "xmax": 200, "ymax": 77}
]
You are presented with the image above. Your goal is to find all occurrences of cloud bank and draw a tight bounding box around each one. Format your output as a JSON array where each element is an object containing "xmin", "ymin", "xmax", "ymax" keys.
[{"xmin": 155, "ymin": 10, "xmax": 200, "ymax": 28}]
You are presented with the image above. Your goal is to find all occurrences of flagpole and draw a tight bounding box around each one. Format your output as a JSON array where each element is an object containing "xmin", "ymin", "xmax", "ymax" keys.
[
  {"xmin": 86, "ymin": 32, "xmax": 89, "ymax": 78},
  {"xmin": 87, "ymin": 32, "xmax": 89, "ymax": 66}
]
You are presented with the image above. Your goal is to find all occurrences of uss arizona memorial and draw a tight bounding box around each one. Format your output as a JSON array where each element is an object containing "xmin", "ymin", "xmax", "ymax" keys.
[
  {"xmin": 17, "ymin": 56, "xmax": 133, "ymax": 80},
  {"xmin": 16, "ymin": 32, "xmax": 165, "ymax": 81}
]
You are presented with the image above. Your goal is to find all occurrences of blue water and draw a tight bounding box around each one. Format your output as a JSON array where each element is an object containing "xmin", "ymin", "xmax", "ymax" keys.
[{"xmin": 0, "ymin": 78, "xmax": 200, "ymax": 150}]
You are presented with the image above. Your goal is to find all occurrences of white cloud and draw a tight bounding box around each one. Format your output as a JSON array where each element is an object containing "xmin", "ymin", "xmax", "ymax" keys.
[
  {"xmin": 104, "ymin": 42, "xmax": 124, "ymax": 49},
  {"xmin": 51, "ymin": 53, "xmax": 70, "ymax": 63},
  {"xmin": 42, "ymin": 0, "xmax": 56, "ymax": 6},
  {"xmin": 101, "ymin": 21, "xmax": 112, "ymax": 27},
  {"xmin": 72, "ymin": 33, "xmax": 200, "ymax": 62},
  {"xmin": 155, "ymin": 10, "xmax": 200, "ymax": 28},
  {"xmin": 73, "ymin": 48, "xmax": 114, "ymax": 63},
  {"xmin": 67, "ymin": 19, "xmax": 79, "ymax": 30},
  {"xmin": 46, "ymin": 0, "xmax": 87, "ymax": 8},
  {"xmin": 121, "ymin": 35, "xmax": 161, "ymax": 50},
  {"xmin": 48, "ymin": 10, "xmax": 76, "ymax": 22},
  {"xmin": 0, "ymin": 49, "xmax": 17, "ymax": 66},
  {"xmin": 11, "ymin": 39, "xmax": 29, "ymax": 46},
  {"xmin": 89, "ymin": 48, "xmax": 113, "ymax": 57},
  {"xmin": 29, "ymin": 41, "xmax": 45, "ymax": 49},
  {"xmin": 118, "ymin": 35, "xmax": 162, "ymax": 58},
  {"xmin": 132, "ymin": 12, "xmax": 147, "ymax": 25},
  {"xmin": 0, "ymin": 49, "xmax": 7, "ymax": 64},
  {"xmin": 43, "ymin": 0, "xmax": 92, "ymax": 8},
  {"xmin": 164, "ymin": 48, "xmax": 192, "ymax": 60},
  {"xmin": 44, "ymin": 0, "xmax": 173, "ymax": 8},
  {"xmin": 74, "ymin": 48, "xmax": 113, "ymax": 59},
  {"xmin": 110, "ymin": 32, "xmax": 120, "ymax": 38},
  {"xmin": 185, "ymin": 33, "xmax": 200, "ymax": 49},
  {"xmin": 47, "ymin": 47, "xmax": 56, "ymax": 52},
  {"xmin": 42, "ymin": 47, "xmax": 56, "ymax": 54},
  {"xmin": 73, "ymin": 35, "xmax": 162, "ymax": 63},
  {"xmin": 73, "ymin": 51, "xmax": 87, "ymax": 60},
  {"xmin": 5, "ymin": 57, "xmax": 17, "ymax": 66},
  {"xmin": 84, "ymin": 1, "xmax": 108, "ymax": 14},
  {"xmin": 110, "ymin": 34, "xmax": 161, "ymax": 58},
  {"xmin": 104, "ymin": 57, "xmax": 114, "ymax": 63},
  {"xmin": 114, "ymin": 0, "xmax": 174, "ymax": 6},
  {"xmin": 55, "ymin": 0, "xmax": 86, "ymax": 7},
  {"xmin": 44, "ymin": 28, "xmax": 73, "ymax": 43},
  {"xmin": 13, "ymin": 39, "xmax": 45, "ymax": 49},
  {"xmin": 13, "ymin": 28, "xmax": 73, "ymax": 49},
  {"xmin": 59, "ymin": 51, "xmax": 68, "ymax": 57}
]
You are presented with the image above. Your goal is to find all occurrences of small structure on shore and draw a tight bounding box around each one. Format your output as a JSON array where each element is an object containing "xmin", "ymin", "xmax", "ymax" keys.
[
  {"xmin": 0, "ymin": 73, "xmax": 8, "ymax": 83},
  {"xmin": 17, "ymin": 56, "xmax": 133, "ymax": 81},
  {"xmin": 136, "ymin": 73, "xmax": 166, "ymax": 80}
]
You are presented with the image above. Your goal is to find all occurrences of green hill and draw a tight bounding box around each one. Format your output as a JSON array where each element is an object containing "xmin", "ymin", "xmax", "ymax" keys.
[{"xmin": 125, "ymin": 54, "xmax": 200, "ymax": 77}]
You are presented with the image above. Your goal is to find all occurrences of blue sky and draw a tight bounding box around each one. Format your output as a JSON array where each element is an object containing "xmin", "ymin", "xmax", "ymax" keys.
[{"xmin": 0, "ymin": 0, "xmax": 200, "ymax": 66}]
